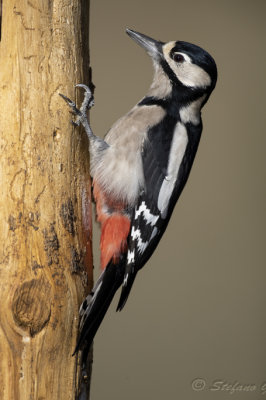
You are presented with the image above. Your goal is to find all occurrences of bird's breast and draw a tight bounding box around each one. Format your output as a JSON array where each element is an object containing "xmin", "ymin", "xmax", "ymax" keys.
[{"xmin": 93, "ymin": 104, "xmax": 166, "ymax": 206}]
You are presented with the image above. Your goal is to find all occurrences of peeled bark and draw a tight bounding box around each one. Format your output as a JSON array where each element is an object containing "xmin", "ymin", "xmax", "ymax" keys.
[{"xmin": 0, "ymin": 1, "xmax": 93, "ymax": 399}]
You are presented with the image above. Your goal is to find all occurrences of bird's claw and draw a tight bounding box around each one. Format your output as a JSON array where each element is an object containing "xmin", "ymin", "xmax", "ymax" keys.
[
  {"xmin": 75, "ymin": 84, "xmax": 95, "ymax": 110},
  {"xmin": 59, "ymin": 84, "xmax": 94, "ymax": 126}
]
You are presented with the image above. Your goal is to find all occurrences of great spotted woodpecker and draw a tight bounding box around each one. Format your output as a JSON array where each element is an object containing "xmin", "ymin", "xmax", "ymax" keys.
[{"xmin": 60, "ymin": 29, "xmax": 217, "ymax": 361}]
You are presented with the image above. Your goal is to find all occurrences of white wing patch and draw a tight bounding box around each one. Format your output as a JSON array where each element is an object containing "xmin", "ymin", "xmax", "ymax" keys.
[
  {"xmin": 134, "ymin": 201, "xmax": 159, "ymax": 226},
  {"xmin": 157, "ymin": 122, "xmax": 188, "ymax": 218},
  {"xmin": 127, "ymin": 250, "xmax": 135, "ymax": 264},
  {"xmin": 126, "ymin": 202, "xmax": 160, "ymax": 269},
  {"xmin": 123, "ymin": 273, "xmax": 129, "ymax": 286},
  {"xmin": 131, "ymin": 226, "xmax": 149, "ymax": 254}
]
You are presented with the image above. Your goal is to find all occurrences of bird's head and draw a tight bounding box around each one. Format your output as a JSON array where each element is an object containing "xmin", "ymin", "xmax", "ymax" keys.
[{"xmin": 126, "ymin": 29, "xmax": 217, "ymax": 103}]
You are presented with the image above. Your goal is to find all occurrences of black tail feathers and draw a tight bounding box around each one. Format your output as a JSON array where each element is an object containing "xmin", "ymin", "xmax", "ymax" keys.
[
  {"xmin": 116, "ymin": 269, "xmax": 137, "ymax": 312},
  {"xmin": 73, "ymin": 261, "xmax": 124, "ymax": 362}
]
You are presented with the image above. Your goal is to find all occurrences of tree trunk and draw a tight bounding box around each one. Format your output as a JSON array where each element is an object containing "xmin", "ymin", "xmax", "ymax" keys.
[{"xmin": 0, "ymin": 1, "xmax": 93, "ymax": 399}]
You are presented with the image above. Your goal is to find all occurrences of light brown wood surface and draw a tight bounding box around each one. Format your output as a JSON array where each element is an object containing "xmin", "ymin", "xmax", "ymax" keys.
[{"xmin": 0, "ymin": 1, "xmax": 93, "ymax": 399}]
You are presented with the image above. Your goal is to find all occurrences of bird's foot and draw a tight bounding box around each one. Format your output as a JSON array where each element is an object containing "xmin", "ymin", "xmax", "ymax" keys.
[{"xmin": 59, "ymin": 84, "xmax": 94, "ymax": 127}]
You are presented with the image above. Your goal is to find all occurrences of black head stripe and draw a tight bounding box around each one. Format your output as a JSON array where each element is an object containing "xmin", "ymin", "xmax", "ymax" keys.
[{"xmin": 172, "ymin": 41, "xmax": 217, "ymax": 88}]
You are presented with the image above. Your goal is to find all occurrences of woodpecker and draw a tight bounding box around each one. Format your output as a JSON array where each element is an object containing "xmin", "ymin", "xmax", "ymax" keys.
[{"xmin": 60, "ymin": 29, "xmax": 217, "ymax": 362}]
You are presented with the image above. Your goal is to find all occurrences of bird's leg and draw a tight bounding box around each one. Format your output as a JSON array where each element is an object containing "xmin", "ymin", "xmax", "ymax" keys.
[
  {"xmin": 59, "ymin": 84, "xmax": 95, "ymax": 141},
  {"xmin": 77, "ymin": 83, "xmax": 95, "ymax": 114},
  {"xmin": 60, "ymin": 84, "xmax": 109, "ymax": 151}
]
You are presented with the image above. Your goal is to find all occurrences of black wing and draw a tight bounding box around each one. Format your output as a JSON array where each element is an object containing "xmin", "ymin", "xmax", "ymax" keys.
[
  {"xmin": 116, "ymin": 132, "xmax": 170, "ymax": 311},
  {"xmin": 117, "ymin": 119, "xmax": 202, "ymax": 311}
]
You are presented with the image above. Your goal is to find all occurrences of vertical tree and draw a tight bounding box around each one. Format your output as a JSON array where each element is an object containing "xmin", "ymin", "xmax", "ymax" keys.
[{"xmin": 0, "ymin": 1, "xmax": 93, "ymax": 399}]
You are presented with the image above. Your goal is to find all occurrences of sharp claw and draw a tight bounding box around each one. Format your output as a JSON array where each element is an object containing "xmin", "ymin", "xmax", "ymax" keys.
[
  {"xmin": 59, "ymin": 93, "xmax": 75, "ymax": 106},
  {"xmin": 59, "ymin": 92, "xmax": 82, "ymax": 116},
  {"xmin": 59, "ymin": 84, "xmax": 94, "ymax": 133}
]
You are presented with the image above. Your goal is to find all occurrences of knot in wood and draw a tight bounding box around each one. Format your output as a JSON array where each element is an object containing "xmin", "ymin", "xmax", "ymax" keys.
[{"xmin": 12, "ymin": 278, "xmax": 52, "ymax": 337}]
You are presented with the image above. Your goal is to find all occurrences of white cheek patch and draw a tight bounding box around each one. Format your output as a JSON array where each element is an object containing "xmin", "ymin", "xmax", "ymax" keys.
[
  {"xmin": 175, "ymin": 62, "xmax": 211, "ymax": 88},
  {"xmin": 163, "ymin": 42, "xmax": 211, "ymax": 88}
]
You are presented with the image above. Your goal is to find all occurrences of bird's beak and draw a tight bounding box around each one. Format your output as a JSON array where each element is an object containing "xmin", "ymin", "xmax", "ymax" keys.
[{"xmin": 126, "ymin": 29, "xmax": 163, "ymax": 61}]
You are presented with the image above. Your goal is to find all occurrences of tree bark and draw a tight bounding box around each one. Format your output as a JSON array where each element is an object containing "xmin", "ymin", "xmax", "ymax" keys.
[{"xmin": 0, "ymin": 1, "xmax": 93, "ymax": 399}]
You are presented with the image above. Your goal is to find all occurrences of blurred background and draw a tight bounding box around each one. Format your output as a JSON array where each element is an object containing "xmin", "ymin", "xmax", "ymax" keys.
[{"xmin": 88, "ymin": 1, "xmax": 266, "ymax": 399}]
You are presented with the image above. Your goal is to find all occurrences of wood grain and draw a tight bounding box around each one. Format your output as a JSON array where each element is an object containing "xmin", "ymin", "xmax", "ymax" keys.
[{"xmin": 0, "ymin": 1, "xmax": 93, "ymax": 398}]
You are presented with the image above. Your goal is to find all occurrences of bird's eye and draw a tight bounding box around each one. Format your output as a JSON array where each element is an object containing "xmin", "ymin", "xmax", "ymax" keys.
[{"xmin": 173, "ymin": 53, "xmax": 185, "ymax": 63}]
